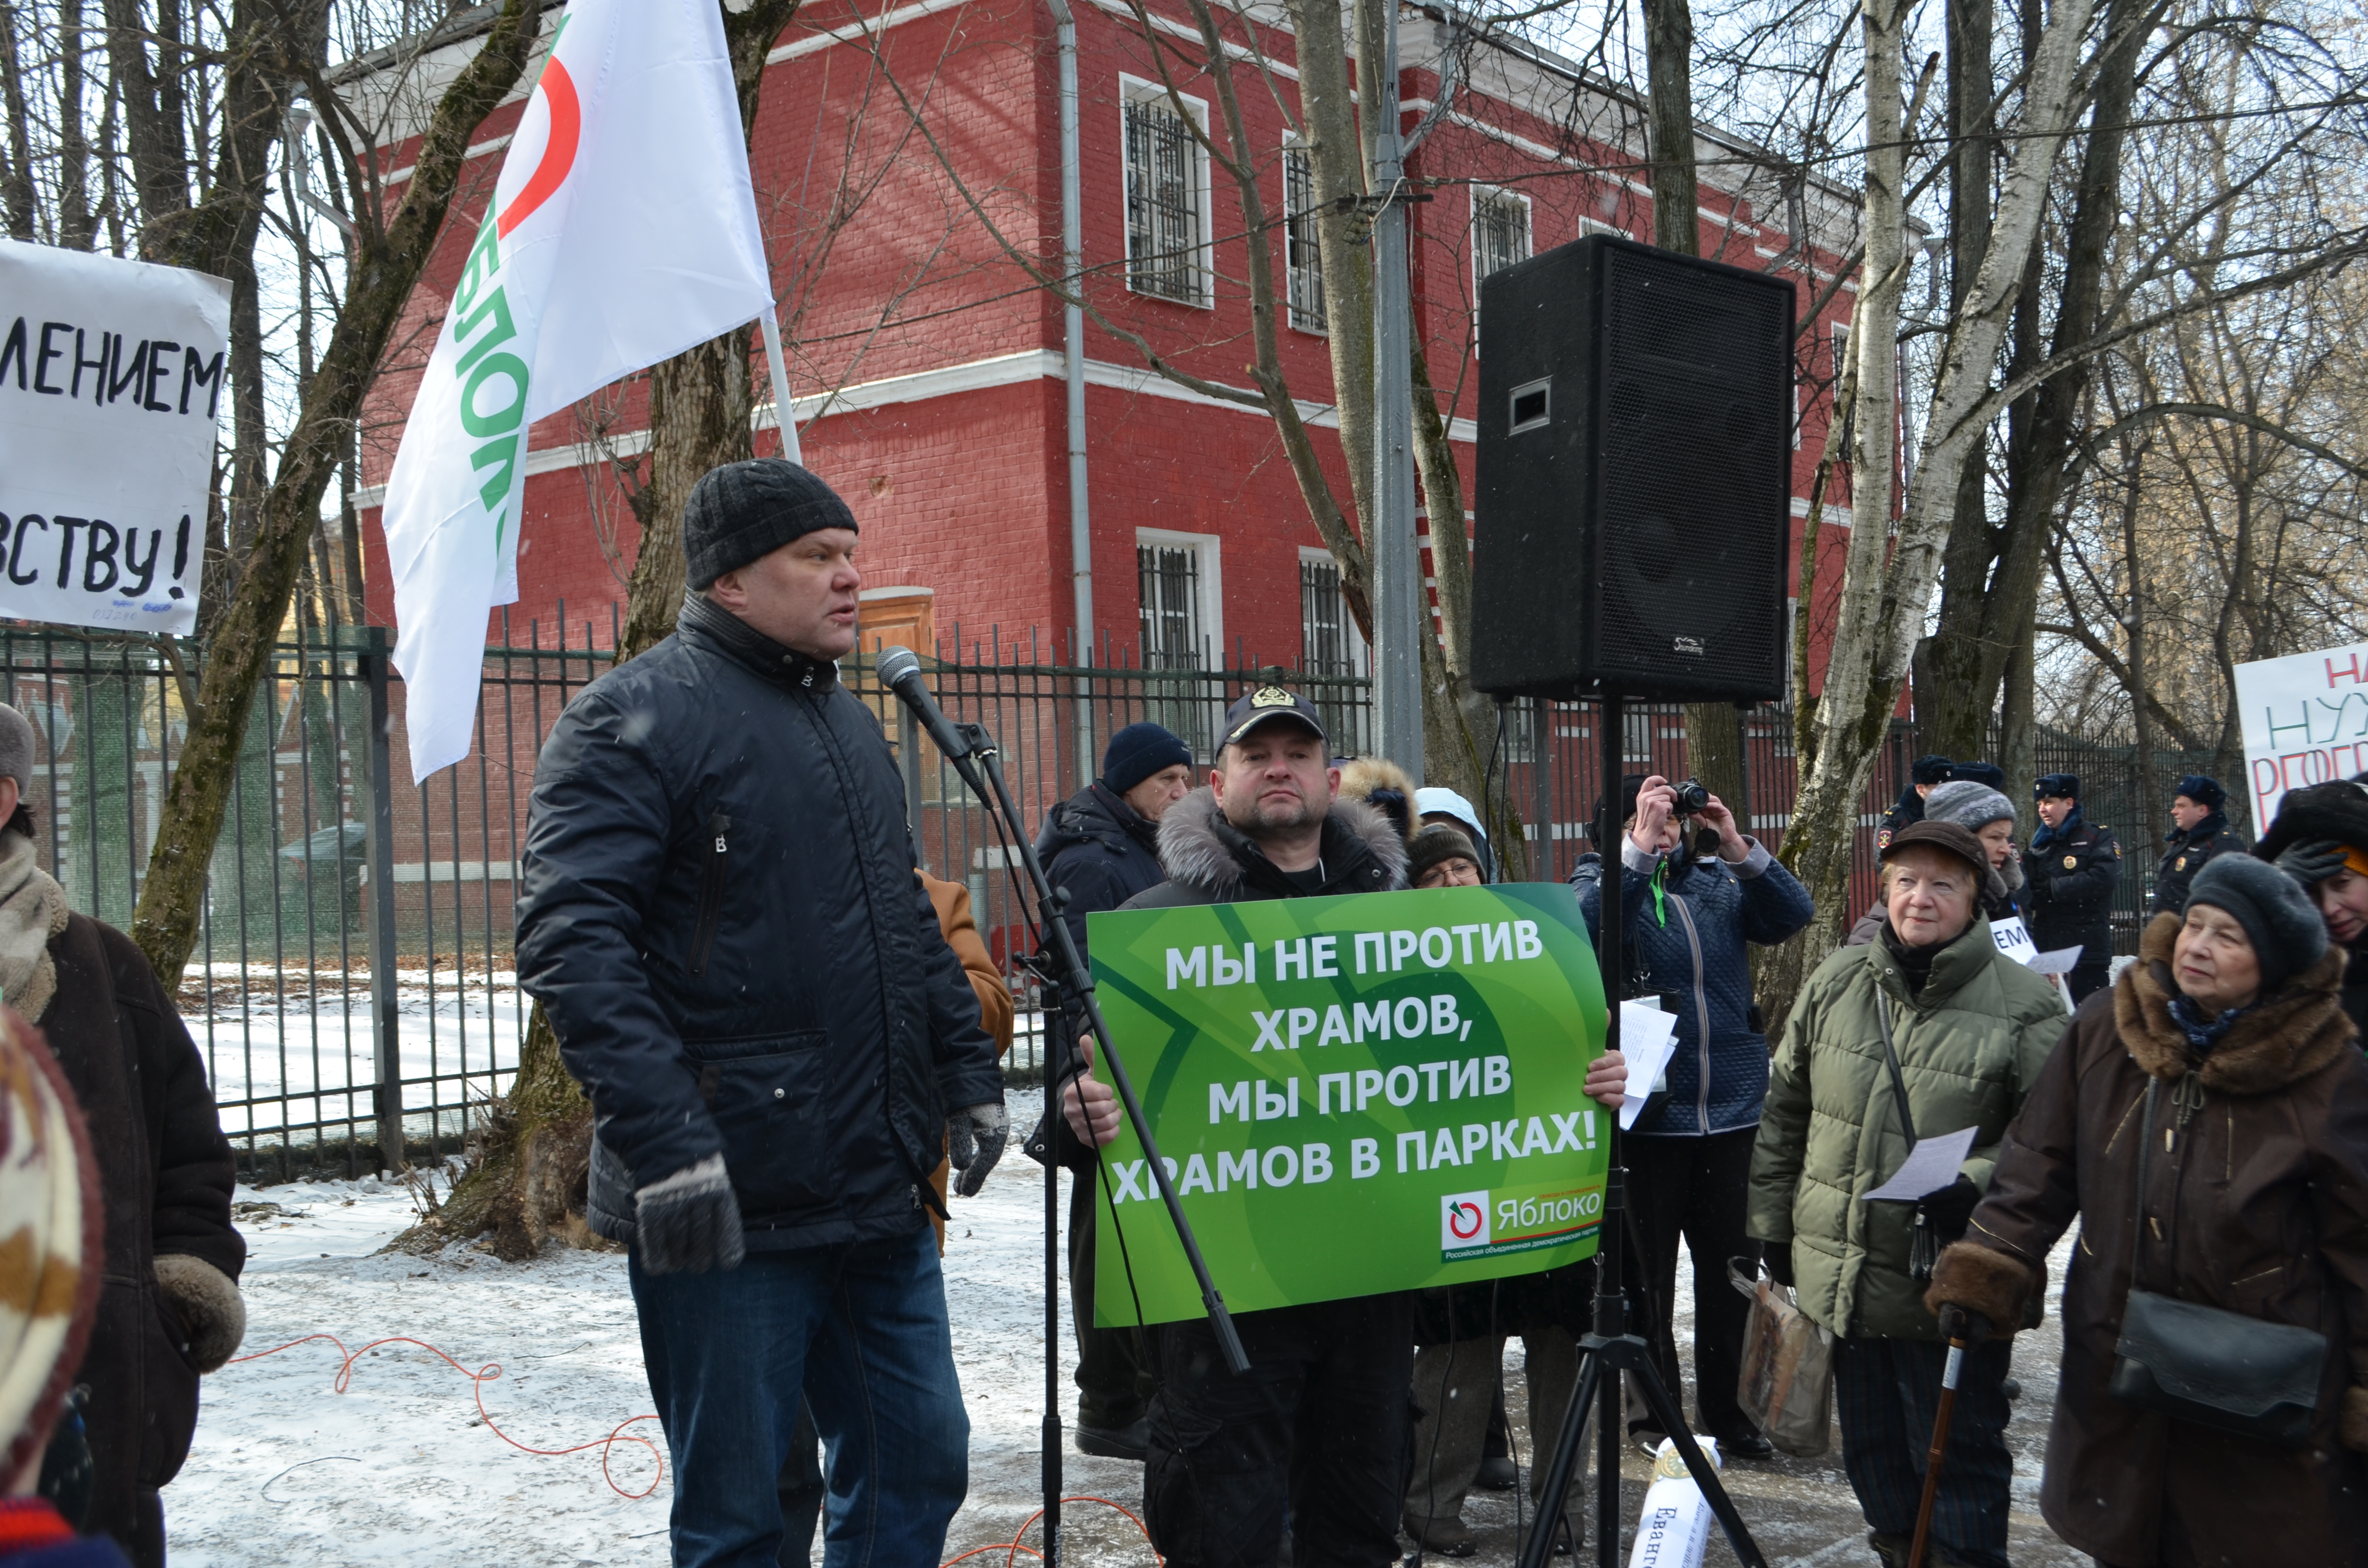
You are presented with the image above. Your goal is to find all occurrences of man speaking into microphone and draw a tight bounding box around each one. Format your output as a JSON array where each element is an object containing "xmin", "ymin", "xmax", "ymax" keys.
[{"xmin": 516, "ymin": 458, "xmax": 1008, "ymax": 1567}]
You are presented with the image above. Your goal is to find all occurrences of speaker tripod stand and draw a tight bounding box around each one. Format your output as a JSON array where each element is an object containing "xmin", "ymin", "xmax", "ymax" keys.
[{"xmin": 1514, "ymin": 690, "xmax": 1767, "ymax": 1568}]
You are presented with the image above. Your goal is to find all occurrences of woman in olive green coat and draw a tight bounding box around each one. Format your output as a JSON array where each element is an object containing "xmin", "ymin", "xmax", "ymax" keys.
[{"xmin": 1747, "ymin": 821, "xmax": 2064, "ymax": 1568}]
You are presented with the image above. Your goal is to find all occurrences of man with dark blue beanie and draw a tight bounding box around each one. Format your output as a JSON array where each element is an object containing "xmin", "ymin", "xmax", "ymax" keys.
[
  {"xmin": 1030, "ymin": 721, "xmax": 1194, "ymax": 1461},
  {"xmin": 2152, "ymin": 774, "xmax": 2246, "ymax": 919}
]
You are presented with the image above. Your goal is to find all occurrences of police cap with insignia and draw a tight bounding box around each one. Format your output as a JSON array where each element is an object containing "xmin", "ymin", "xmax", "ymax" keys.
[
  {"xmin": 2034, "ymin": 772, "xmax": 2081, "ymax": 801},
  {"xmin": 1219, "ymin": 684, "xmax": 1329, "ymax": 749}
]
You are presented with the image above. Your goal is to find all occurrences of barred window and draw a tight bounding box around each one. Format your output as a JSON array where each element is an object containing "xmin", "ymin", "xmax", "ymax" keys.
[
  {"xmin": 1284, "ymin": 145, "xmax": 1326, "ymax": 332},
  {"xmin": 1299, "ymin": 555, "xmax": 1367, "ymax": 752},
  {"xmin": 1138, "ymin": 541, "xmax": 1218, "ymax": 755},
  {"xmin": 1125, "ymin": 96, "xmax": 1205, "ymax": 305},
  {"xmin": 1472, "ymin": 189, "xmax": 1530, "ymax": 286},
  {"xmin": 1139, "ymin": 545, "xmax": 1206, "ymax": 669}
]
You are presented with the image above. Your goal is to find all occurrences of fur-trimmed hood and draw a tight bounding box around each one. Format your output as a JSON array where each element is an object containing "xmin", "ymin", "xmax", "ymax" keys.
[
  {"xmin": 1338, "ymin": 757, "xmax": 1417, "ymax": 841},
  {"xmin": 2116, "ymin": 910, "xmax": 2359, "ymax": 1094},
  {"xmin": 1151, "ymin": 787, "xmax": 1408, "ymax": 901}
]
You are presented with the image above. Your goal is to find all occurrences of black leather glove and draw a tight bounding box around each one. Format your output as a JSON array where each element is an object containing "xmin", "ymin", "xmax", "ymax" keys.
[
  {"xmin": 1919, "ymin": 1174, "xmax": 1983, "ymax": 1245},
  {"xmin": 1764, "ymin": 1244, "xmax": 1794, "ymax": 1289},
  {"xmin": 2275, "ymin": 839, "xmax": 2350, "ymax": 888},
  {"xmin": 947, "ymin": 1102, "xmax": 1010, "ymax": 1197},
  {"xmin": 634, "ymin": 1153, "xmax": 746, "ymax": 1274},
  {"xmin": 1937, "ymin": 1304, "xmax": 1994, "ymax": 1347}
]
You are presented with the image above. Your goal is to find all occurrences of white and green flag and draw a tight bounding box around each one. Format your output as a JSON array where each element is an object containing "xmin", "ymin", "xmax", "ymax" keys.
[{"xmin": 381, "ymin": 0, "xmax": 774, "ymax": 782}]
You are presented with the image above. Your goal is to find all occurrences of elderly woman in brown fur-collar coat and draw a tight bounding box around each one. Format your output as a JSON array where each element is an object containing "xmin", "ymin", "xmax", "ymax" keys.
[{"xmin": 1929, "ymin": 854, "xmax": 2368, "ymax": 1568}]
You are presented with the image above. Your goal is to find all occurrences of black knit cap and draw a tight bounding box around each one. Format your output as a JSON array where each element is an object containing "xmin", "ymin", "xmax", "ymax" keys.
[
  {"xmin": 2184, "ymin": 853, "xmax": 2325, "ymax": 995},
  {"xmin": 681, "ymin": 459, "xmax": 858, "ymax": 591}
]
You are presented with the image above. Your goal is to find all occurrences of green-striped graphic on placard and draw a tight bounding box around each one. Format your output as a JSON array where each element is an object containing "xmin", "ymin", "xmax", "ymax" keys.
[{"xmin": 1087, "ymin": 882, "xmax": 1608, "ymax": 1326}]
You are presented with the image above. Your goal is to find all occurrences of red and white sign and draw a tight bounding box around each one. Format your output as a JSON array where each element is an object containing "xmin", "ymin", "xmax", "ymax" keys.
[{"xmin": 2234, "ymin": 641, "xmax": 2368, "ymax": 831}]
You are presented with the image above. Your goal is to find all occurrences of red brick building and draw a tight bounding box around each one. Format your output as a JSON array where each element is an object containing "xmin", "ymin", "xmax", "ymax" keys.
[{"xmin": 351, "ymin": 0, "xmax": 1864, "ymax": 687}]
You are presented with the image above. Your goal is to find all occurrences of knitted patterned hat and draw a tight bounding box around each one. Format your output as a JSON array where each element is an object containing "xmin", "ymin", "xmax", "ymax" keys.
[{"xmin": 0, "ymin": 1008, "xmax": 102, "ymax": 1490}]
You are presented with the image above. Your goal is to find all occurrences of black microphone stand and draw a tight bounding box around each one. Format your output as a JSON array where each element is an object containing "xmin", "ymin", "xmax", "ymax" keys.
[
  {"xmin": 908, "ymin": 706, "xmax": 1251, "ymax": 1568},
  {"xmin": 1516, "ymin": 689, "xmax": 1767, "ymax": 1568}
]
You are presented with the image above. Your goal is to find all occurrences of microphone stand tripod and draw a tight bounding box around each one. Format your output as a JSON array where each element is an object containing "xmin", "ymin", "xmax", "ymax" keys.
[
  {"xmin": 1515, "ymin": 689, "xmax": 1767, "ymax": 1568},
  {"xmin": 914, "ymin": 710, "xmax": 1251, "ymax": 1568}
]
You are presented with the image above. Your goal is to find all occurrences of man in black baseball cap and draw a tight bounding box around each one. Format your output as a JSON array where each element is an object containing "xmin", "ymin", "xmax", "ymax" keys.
[{"xmin": 2022, "ymin": 772, "xmax": 2122, "ymax": 1001}]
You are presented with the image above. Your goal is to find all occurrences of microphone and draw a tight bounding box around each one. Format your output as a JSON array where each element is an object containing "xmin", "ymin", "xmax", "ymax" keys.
[{"xmin": 874, "ymin": 646, "xmax": 976, "ymax": 767}]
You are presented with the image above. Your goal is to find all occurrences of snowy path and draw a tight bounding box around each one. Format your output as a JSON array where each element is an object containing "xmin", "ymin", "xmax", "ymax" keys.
[{"xmin": 172, "ymin": 1089, "xmax": 2079, "ymax": 1566}]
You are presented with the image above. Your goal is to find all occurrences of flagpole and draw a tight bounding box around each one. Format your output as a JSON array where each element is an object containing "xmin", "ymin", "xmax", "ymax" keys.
[{"xmin": 759, "ymin": 302, "xmax": 802, "ymax": 464}]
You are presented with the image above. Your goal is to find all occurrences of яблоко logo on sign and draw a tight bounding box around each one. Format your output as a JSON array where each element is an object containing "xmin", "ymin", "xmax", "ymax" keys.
[{"xmin": 1441, "ymin": 1191, "xmax": 1491, "ymax": 1251}]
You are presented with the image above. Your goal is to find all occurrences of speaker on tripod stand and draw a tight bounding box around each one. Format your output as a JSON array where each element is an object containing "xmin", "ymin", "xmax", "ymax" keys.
[
  {"xmin": 1472, "ymin": 235, "xmax": 1797, "ymax": 1568},
  {"xmin": 1471, "ymin": 233, "xmax": 1796, "ymax": 704}
]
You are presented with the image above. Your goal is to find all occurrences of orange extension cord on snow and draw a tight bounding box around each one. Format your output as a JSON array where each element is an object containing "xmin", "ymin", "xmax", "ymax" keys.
[{"xmin": 229, "ymin": 1333, "xmax": 1161, "ymax": 1564}]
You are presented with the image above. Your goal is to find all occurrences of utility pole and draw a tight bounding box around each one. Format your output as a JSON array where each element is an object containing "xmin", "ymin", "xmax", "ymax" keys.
[{"xmin": 1368, "ymin": 0, "xmax": 1423, "ymax": 784}]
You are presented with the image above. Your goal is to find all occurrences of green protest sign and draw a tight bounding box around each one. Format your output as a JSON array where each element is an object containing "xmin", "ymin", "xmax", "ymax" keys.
[{"xmin": 1087, "ymin": 883, "xmax": 1609, "ymax": 1326}]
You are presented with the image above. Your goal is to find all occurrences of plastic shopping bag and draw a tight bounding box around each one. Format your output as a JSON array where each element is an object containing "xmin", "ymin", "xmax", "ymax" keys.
[{"xmin": 1730, "ymin": 1258, "xmax": 1835, "ymax": 1458}]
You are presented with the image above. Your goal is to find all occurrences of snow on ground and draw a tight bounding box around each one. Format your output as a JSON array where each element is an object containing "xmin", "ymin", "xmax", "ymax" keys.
[{"xmin": 173, "ymin": 1088, "xmax": 2081, "ymax": 1567}]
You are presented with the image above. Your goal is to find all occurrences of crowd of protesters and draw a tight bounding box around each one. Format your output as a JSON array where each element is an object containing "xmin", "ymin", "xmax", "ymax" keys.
[{"xmin": 12, "ymin": 455, "xmax": 2368, "ymax": 1568}]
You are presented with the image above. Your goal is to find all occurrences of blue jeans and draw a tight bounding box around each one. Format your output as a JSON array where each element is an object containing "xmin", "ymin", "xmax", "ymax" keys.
[{"xmin": 630, "ymin": 1225, "xmax": 968, "ymax": 1568}]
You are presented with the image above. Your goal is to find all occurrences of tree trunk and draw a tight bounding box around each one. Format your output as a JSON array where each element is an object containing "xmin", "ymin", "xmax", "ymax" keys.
[
  {"xmin": 1759, "ymin": 0, "xmax": 2100, "ymax": 1033},
  {"xmin": 129, "ymin": 0, "xmax": 542, "ymax": 989},
  {"xmin": 445, "ymin": 0, "xmax": 800, "ymax": 1256},
  {"xmin": 1912, "ymin": 0, "xmax": 1999, "ymax": 761},
  {"xmin": 1917, "ymin": 0, "xmax": 2146, "ymax": 766}
]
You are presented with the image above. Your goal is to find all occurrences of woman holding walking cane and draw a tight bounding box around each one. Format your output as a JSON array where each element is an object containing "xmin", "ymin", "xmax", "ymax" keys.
[
  {"xmin": 1929, "ymin": 854, "xmax": 2368, "ymax": 1567},
  {"xmin": 1747, "ymin": 821, "xmax": 2062, "ymax": 1568}
]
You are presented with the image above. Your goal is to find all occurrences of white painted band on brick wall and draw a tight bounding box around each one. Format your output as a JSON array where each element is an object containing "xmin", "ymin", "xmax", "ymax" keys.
[{"xmin": 354, "ymin": 349, "xmax": 1478, "ymax": 508}]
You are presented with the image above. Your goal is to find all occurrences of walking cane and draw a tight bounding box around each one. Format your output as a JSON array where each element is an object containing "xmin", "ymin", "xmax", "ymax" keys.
[{"xmin": 1909, "ymin": 1310, "xmax": 1975, "ymax": 1568}]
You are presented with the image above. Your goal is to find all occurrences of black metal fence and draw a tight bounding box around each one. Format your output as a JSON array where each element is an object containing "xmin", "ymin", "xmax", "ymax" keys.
[{"xmin": 8, "ymin": 619, "xmax": 2208, "ymax": 1178}]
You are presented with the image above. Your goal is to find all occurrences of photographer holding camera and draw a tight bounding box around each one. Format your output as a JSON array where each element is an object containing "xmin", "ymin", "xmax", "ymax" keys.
[{"xmin": 1570, "ymin": 774, "xmax": 1813, "ymax": 1459}]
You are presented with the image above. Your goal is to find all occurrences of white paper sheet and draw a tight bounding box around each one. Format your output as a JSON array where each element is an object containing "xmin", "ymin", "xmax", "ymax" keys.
[
  {"xmin": 1987, "ymin": 916, "xmax": 2039, "ymax": 965},
  {"xmin": 1617, "ymin": 1001, "xmax": 1680, "ymax": 1131},
  {"xmin": 1861, "ymin": 1125, "xmax": 1979, "ymax": 1202},
  {"xmin": 2026, "ymin": 944, "xmax": 2084, "ymax": 976}
]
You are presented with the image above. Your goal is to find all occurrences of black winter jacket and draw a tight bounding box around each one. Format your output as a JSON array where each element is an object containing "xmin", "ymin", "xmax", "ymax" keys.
[
  {"xmin": 42, "ymin": 913, "xmax": 241, "ymax": 1562},
  {"xmin": 2021, "ymin": 809, "xmax": 2122, "ymax": 961},
  {"xmin": 516, "ymin": 594, "xmax": 1005, "ymax": 1252},
  {"xmin": 2148, "ymin": 812, "xmax": 2246, "ymax": 918},
  {"xmin": 1037, "ymin": 782, "xmax": 1168, "ymax": 960}
]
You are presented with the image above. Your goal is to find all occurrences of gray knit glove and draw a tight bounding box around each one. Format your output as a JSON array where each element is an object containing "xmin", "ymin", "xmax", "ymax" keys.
[
  {"xmin": 947, "ymin": 1102, "xmax": 1009, "ymax": 1197},
  {"xmin": 2275, "ymin": 839, "xmax": 2349, "ymax": 888},
  {"xmin": 633, "ymin": 1153, "xmax": 745, "ymax": 1274}
]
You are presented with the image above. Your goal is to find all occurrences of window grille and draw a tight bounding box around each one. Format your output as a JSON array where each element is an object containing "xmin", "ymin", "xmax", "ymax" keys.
[
  {"xmin": 1299, "ymin": 556, "xmax": 1367, "ymax": 752},
  {"xmin": 1284, "ymin": 146, "xmax": 1326, "ymax": 331},
  {"xmin": 1472, "ymin": 190, "xmax": 1530, "ymax": 285},
  {"xmin": 1126, "ymin": 99, "xmax": 1204, "ymax": 305},
  {"xmin": 1138, "ymin": 544, "xmax": 1216, "ymax": 753}
]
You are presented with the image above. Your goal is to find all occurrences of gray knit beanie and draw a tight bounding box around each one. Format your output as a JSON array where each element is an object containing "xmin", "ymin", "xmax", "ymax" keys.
[
  {"xmin": 1923, "ymin": 780, "xmax": 2016, "ymax": 835},
  {"xmin": 680, "ymin": 459, "xmax": 858, "ymax": 591},
  {"xmin": 2184, "ymin": 854, "xmax": 2326, "ymax": 995}
]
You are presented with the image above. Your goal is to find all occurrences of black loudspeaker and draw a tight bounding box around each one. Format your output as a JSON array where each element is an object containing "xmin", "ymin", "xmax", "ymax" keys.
[{"xmin": 1469, "ymin": 235, "xmax": 1796, "ymax": 703}]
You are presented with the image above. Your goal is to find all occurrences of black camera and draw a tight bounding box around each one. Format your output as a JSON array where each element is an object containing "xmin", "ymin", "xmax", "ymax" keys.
[{"xmin": 1672, "ymin": 777, "xmax": 1711, "ymax": 813}]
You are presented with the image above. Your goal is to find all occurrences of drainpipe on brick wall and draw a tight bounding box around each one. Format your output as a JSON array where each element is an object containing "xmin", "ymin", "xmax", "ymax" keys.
[{"xmin": 1050, "ymin": 0, "xmax": 1095, "ymax": 786}]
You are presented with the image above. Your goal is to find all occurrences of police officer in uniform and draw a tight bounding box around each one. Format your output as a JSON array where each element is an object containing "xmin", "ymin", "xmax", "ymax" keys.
[
  {"xmin": 2150, "ymin": 773, "xmax": 2246, "ymax": 918},
  {"xmin": 1876, "ymin": 755, "xmax": 1954, "ymax": 851},
  {"xmin": 2022, "ymin": 772, "xmax": 2121, "ymax": 1003}
]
